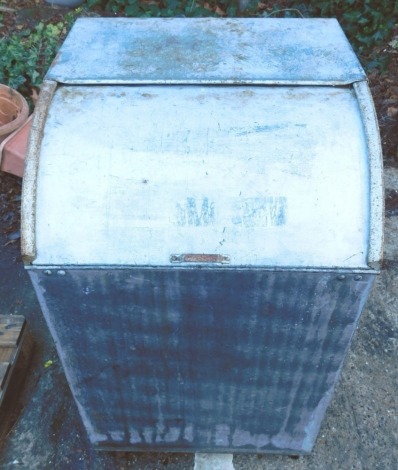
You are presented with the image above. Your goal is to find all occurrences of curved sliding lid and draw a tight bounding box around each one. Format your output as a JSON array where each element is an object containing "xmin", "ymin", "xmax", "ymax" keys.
[
  {"xmin": 46, "ymin": 17, "xmax": 366, "ymax": 85},
  {"xmin": 30, "ymin": 84, "xmax": 380, "ymax": 268}
]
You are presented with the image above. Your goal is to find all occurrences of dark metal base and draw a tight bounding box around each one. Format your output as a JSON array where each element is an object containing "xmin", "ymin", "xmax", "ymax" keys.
[{"xmin": 29, "ymin": 268, "xmax": 374, "ymax": 454}]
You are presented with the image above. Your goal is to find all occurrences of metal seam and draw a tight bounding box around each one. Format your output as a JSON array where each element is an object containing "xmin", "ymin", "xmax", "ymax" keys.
[{"xmin": 49, "ymin": 79, "xmax": 363, "ymax": 86}]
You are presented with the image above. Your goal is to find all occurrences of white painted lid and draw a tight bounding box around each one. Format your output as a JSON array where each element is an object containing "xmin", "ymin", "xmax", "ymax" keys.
[{"xmin": 33, "ymin": 85, "xmax": 371, "ymax": 268}]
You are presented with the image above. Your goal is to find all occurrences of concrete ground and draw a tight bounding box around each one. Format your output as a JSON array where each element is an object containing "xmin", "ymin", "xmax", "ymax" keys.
[{"xmin": 0, "ymin": 167, "xmax": 397, "ymax": 469}]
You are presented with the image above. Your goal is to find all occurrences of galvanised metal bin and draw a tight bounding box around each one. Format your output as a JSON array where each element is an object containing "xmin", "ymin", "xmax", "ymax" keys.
[{"xmin": 21, "ymin": 18, "xmax": 383, "ymax": 455}]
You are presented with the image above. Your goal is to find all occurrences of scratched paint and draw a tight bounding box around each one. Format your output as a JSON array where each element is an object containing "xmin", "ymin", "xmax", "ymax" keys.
[
  {"xmin": 33, "ymin": 85, "xmax": 371, "ymax": 268},
  {"xmin": 232, "ymin": 197, "xmax": 287, "ymax": 227},
  {"xmin": 46, "ymin": 18, "xmax": 366, "ymax": 85},
  {"xmin": 176, "ymin": 198, "xmax": 215, "ymax": 226}
]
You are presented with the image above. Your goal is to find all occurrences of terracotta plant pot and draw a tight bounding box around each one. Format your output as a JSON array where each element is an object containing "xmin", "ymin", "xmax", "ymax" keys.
[
  {"xmin": 0, "ymin": 115, "xmax": 32, "ymax": 177},
  {"xmin": 0, "ymin": 84, "xmax": 29, "ymax": 145}
]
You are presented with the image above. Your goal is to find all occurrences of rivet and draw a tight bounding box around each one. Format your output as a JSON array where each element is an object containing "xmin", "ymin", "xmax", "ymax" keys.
[
  {"xmin": 44, "ymin": 270, "xmax": 52, "ymax": 276},
  {"xmin": 354, "ymin": 275, "xmax": 362, "ymax": 281},
  {"xmin": 337, "ymin": 274, "xmax": 345, "ymax": 281},
  {"xmin": 57, "ymin": 270, "xmax": 66, "ymax": 276}
]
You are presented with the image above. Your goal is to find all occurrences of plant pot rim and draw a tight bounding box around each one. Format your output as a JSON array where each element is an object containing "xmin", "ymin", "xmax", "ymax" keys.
[{"xmin": 0, "ymin": 84, "xmax": 30, "ymax": 141}]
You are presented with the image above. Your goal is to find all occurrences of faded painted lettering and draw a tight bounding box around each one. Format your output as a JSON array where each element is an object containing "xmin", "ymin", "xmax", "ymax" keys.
[
  {"xmin": 176, "ymin": 198, "xmax": 215, "ymax": 226},
  {"xmin": 232, "ymin": 197, "xmax": 287, "ymax": 227}
]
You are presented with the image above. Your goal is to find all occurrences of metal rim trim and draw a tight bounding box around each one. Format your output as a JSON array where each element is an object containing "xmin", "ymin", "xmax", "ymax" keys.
[
  {"xmin": 21, "ymin": 80, "xmax": 57, "ymax": 264},
  {"xmin": 24, "ymin": 265, "xmax": 379, "ymax": 274},
  {"xmin": 353, "ymin": 80, "xmax": 384, "ymax": 267}
]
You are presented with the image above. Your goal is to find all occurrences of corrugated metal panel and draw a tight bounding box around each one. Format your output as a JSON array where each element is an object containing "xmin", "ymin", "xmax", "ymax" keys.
[
  {"xmin": 29, "ymin": 268, "xmax": 375, "ymax": 454},
  {"xmin": 46, "ymin": 18, "xmax": 366, "ymax": 85},
  {"xmin": 33, "ymin": 85, "xmax": 370, "ymax": 268}
]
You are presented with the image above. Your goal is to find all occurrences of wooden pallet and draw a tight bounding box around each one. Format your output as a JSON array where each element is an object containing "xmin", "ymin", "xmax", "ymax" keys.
[{"xmin": 0, "ymin": 315, "xmax": 33, "ymax": 412}]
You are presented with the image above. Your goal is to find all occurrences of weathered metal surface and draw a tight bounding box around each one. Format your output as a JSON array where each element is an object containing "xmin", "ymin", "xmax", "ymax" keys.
[
  {"xmin": 21, "ymin": 80, "xmax": 57, "ymax": 264},
  {"xmin": 33, "ymin": 85, "xmax": 371, "ymax": 268},
  {"xmin": 28, "ymin": 268, "xmax": 375, "ymax": 454},
  {"xmin": 22, "ymin": 19, "xmax": 383, "ymax": 458},
  {"xmin": 353, "ymin": 81, "xmax": 384, "ymax": 268},
  {"xmin": 46, "ymin": 18, "xmax": 366, "ymax": 86}
]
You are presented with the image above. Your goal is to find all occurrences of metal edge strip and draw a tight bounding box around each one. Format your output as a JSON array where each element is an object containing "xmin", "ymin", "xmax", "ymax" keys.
[
  {"xmin": 49, "ymin": 79, "xmax": 363, "ymax": 86},
  {"xmin": 21, "ymin": 80, "xmax": 57, "ymax": 265},
  {"xmin": 24, "ymin": 265, "xmax": 379, "ymax": 275},
  {"xmin": 353, "ymin": 80, "xmax": 384, "ymax": 268}
]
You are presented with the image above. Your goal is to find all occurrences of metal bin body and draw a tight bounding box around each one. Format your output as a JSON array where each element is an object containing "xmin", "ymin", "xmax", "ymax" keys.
[{"xmin": 21, "ymin": 18, "xmax": 383, "ymax": 454}]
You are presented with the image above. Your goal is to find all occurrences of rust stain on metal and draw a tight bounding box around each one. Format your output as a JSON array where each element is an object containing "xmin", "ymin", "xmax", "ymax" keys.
[{"xmin": 170, "ymin": 254, "xmax": 231, "ymax": 264}]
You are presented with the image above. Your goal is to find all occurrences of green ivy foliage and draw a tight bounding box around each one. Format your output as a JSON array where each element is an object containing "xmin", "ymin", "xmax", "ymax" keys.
[
  {"xmin": 0, "ymin": 22, "xmax": 68, "ymax": 96},
  {"xmin": 87, "ymin": 0, "xmax": 397, "ymax": 70},
  {"xmin": 86, "ymin": 0, "xmax": 225, "ymax": 17},
  {"xmin": 289, "ymin": 0, "xmax": 398, "ymax": 69}
]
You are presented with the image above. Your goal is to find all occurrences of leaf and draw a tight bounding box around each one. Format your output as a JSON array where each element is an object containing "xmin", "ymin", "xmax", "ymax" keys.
[
  {"xmin": 389, "ymin": 38, "xmax": 398, "ymax": 49},
  {"xmin": 125, "ymin": 2, "xmax": 141, "ymax": 15}
]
